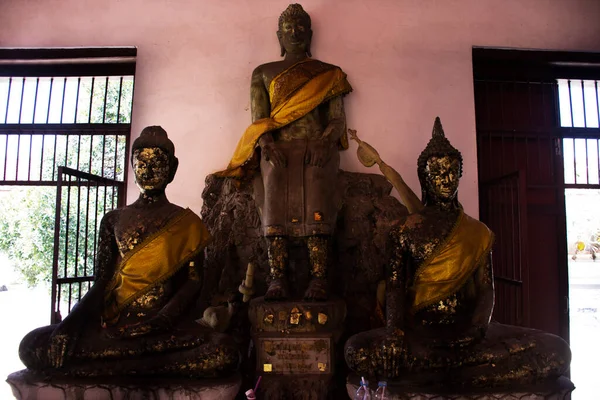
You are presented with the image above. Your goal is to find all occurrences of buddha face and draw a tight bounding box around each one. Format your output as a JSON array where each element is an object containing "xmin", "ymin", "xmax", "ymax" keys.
[
  {"xmin": 133, "ymin": 147, "xmax": 170, "ymax": 193},
  {"xmin": 278, "ymin": 17, "xmax": 311, "ymax": 55},
  {"xmin": 425, "ymin": 155, "xmax": 461, "ymax": 202}
]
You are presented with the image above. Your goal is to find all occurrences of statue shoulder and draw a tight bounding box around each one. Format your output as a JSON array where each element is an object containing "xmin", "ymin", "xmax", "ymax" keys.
[
  {"xmin": 167, "ymin": 203, "xmax": 186, "ymax": 217},
  {"xmin": 462, "ymin": 212, "xmax": 494, "ymax": 239},
  {"xmin": 253, "ymin": 61, "xmax": 285, "ymax": 78},
  {"xmin": 252, "ymin": 62, "xmax": 284, "ymax": 90},
  {"xmin": 99, "ymin": 208, "xmax": 122, "ymax": 227},
  {"xmin": 255, "ymin": 60, "xmax": 283, "ymax": 70},
  {"xmin": 315, "ymin": 59, "xmax": 343, "ymax": 70},
  {"xmin": 311, "ymin": 59, "xmax": 348, "ymax": 77}
]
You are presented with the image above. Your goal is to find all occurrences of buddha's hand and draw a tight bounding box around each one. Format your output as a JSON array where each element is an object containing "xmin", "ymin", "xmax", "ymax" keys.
[
  {"xmin": 48, "ymin": 320, "xmax": 79, "ymax": 368},
  {"xmin": 380, "ymin": 329, "xmax": 405, "ymax": 378},
  {"xmin": 261, "ymin": 142, "xmax": 287, "ymax": 167},
  {"xmin": 305, "ymin": 141, "xmax": 333, "ymax": 167},
  {"xmin": 117, "ymin": 314, "xmax": 172, "ymax": 338},
  {"xmin": 432, "ymin": 325, "xmax": 486, "ymax": 349},
  {"xmin": 460, "ymin": 324, "xmax": 487, "ymax": 345},
  {"xmin": 348, "ymin": 130, "xmax": 382, "ymax": 168}
]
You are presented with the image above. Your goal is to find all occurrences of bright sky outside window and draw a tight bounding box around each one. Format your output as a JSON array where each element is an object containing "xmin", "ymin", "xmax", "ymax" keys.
[
  {"xmin": 0, "ymin": 76, "xmax": 134, "ymax": 124},
  {"xmin": 557, "ymin": 79, "xmax": 600, "ymax": 185}
]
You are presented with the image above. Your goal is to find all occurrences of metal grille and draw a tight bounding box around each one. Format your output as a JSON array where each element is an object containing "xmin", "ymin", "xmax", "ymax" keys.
[
  {"xmin": 0, "ymin": 75, "xmax": 133, "ymax": 184},
  {"xmin": 52, "ymin": 167, "xmax": 124, "ymax": 323},
  {"xmin": 558, "ymin": 79, "xmax": 599, "ymax": 129},
  {"xmin": 0, "ymin": 76, "xmax": 133, "ymax": 125},
  {"xmin": 0, "ymin": 48, "xmax": 135, "ymax": 323},
  {"xmin": 557, "ymin": 79, "xmax": 600, "ymax": 189}
]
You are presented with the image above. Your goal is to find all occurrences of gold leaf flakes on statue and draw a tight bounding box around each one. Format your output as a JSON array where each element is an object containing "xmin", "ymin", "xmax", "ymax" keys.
[
  {"xmin": 264, "ymin": 313, "xmax": 274, "ymax": 325},
  {"xmin": 318, "ymin": 312, "xmax": 328, "ymax": 325},
  {"xmin": 290, "ymin": 307, "xmax": 302, "ymax": 325},
  {"xmin": 264, "ymin": 363, "xmax": 273, "ymax": 372}
]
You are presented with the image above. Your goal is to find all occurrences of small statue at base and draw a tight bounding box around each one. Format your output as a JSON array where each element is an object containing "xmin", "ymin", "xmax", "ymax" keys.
[
  {"xmin": 217, "ymin": 4, "xmax": 352, "ymax": 302},
  {"xmin": 344, "ymin": 118, "xmax": 571, "ymax": 388},
  {"xmin": 19, "ymin": 126, "xmax": 239, "ymax": 378}
]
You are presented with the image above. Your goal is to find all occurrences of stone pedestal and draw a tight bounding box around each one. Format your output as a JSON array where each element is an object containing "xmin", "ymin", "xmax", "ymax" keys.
[
  {"xmin": 346, "ymin": 374, "xmax": 575, "ymax": 400},
  {"xmin": 6, "ymin": 369, "xmax": 242, "ymax": 400},
  {"xmin": 248, "ymin": 296, "xmax": 346, "ymax": 399}
]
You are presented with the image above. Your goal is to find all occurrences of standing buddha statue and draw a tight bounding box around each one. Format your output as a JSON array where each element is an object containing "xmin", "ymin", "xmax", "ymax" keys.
[{"xmin": 217, "ymin": 4, "xmax": 352, "ymax": 302}]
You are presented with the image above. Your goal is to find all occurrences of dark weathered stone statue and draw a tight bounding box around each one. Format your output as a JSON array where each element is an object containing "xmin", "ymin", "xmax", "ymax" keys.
[
  {"xmin": 18, "ymin": 126, "xmax": 239, "ymax": 378},
  {"xmin": 344, "ymin": 118, "xmax": 571, "ymax": 388},
  {"xmin": 217, "ymin": 4, "xmax": 352, "ymax": 302}
]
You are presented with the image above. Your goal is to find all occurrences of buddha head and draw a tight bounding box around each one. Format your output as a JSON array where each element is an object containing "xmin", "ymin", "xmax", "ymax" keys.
[
  {"xmin": 131, "ymin": 126, "xmax": 179, "ymax": 193},
  {"xmin": 278, "ymin": 4, "xmax": 312, "ymax": 57},
  {"xmin": 417, "ymin": 117, "xmax": 463, "ymax": 207}
]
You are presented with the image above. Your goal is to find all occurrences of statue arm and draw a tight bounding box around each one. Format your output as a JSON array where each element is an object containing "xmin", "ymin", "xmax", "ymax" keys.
[
  {"xmin": 158, "ymin": 253, "xmax": 204, "ymax": 322},
  {"xmin": 386, "ymin": 225, "xmax": 408, "ymax": 334},
  {"xmin": 48, "ymin": 212, "xmax": 118, "ymax": 367},
  {"xmin": 251, "ymin": 66, "xmax": 270, "ymax": 123},
  {"xmin": 119, "ymin": 254, "xmax": 205, "ymax": 338},
  {"xmin": 251, "ymin": 66, "xmax": 272, "ymax": 147},
  {"xmin": 252, "ymin": 66, "xmax": 286, "ymax": 167},
  {"xmin": 322, "ymin": 95, "xmax": 346, "ymax": 143},
  {"xmin": 304, "ymin": 96, "xmax": 346, "ymax": 167},
  {"xmin": 65, "ymin": 212, "xmax": 117, "ymax": 321},
  {"xmin": 471, "ymin": 253, "xmax": 495, "ymax": 336}
]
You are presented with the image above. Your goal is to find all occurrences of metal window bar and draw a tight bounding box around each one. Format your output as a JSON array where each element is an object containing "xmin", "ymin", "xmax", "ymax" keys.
[
  {"xmin": 0, "ymin": 48, "xmax": 135, "ymax": 323},
  {"xmin": 0, "ymin": 75, "xmax": 134, "ymax": 126},
  {"xmin": 557, "ymin": 79, "xmax": 600, "ymax": 188},
  {"xmin": 0, "ymin": 125, "xmax": 130, "ymax": 185},
  {"xmin": 51, "ymin": 167, "xmax": 124, "ymax": 323},
  {"xmin": 3, "ymin": 78, "xmax": 12, "ymax": 123}
]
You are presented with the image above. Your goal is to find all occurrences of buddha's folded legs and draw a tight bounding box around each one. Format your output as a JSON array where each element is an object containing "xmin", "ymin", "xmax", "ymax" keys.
[
  {"xmin": 345, "ymin": 328, "xmax": 406, "ymax": 379},
  {"xmin": 19, "ymin": 323, "xmax": 240, "ymax": 378},
  {"xmin": 459, "ymin": 322, "xmax": 571, "ymax": 387},
  {"xmin": 344, "ymin": 323, "xmax": 571, "ymax": 387}
]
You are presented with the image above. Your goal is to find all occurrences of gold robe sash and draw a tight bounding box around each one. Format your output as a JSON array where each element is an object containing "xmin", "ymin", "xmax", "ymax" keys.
[
  {"xmin": 103, "ymin": 208, "xmax": 211, "ymax": 321},
  {"xmin": 217, "ymin": 59, "xmax": 353, "ymax": 178},
  {"xmin": 410, "ymin": 210, "xmax": 494, "ymax": 313}
]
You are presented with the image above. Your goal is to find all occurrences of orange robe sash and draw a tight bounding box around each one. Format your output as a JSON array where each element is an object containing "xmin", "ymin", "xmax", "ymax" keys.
[
  {"xmin": 410, "ymin": 210, "xmax": 494, "ymax": 313},
  {"xmin": 217, "ymin": 59, "xmax": 352, "ymax": 178},
  {"xmin": 103, "ymin": 208, "xmax": 211, "ymax": 321}
]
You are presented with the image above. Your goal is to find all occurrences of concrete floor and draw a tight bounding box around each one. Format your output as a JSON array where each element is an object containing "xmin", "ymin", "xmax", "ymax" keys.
[{"xmin": 568, "ymin": 257, "xmax": 600, "ymax": 400}]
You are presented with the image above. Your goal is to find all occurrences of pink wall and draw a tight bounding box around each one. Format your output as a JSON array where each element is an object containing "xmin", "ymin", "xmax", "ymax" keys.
[{"xmin": 1, "ymin": 0, "xmax": 600, "ymax": 216}]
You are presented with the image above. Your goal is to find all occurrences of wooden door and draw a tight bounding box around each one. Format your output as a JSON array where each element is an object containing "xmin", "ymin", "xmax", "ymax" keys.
[
  {"xmin": 474, "ymin": 50, "xmax": 569, "ymax": 339},
  {"xmin": 479, "ymin": 171, "xmax": 530, "ymax": 327}
]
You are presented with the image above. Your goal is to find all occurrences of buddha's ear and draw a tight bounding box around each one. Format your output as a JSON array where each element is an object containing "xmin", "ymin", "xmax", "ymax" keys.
[
  {"xmin": 168, "ymin": 156, "xmax": 179, "ymax": 184},
  {"xmin": 306, "ymin": 30, "xmax": 313, "ymax": 57},
  {"xmin": 421, "ymin": 187, "xmax": 429, "ymax": 206},
  {"xmin": 277, "ymin": 31, "xmax": 285, "ymax": 57}
]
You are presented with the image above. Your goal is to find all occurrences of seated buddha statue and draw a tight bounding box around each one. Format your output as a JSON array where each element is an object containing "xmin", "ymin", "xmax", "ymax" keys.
[
  {"xmin": 19, "ymin": 126, "xmax": 239, "ymax": 378},
  {"xmin": 344, "ymin": 118, "xmax": 571, "ymax": 388}
]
